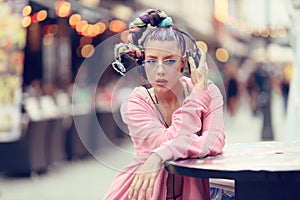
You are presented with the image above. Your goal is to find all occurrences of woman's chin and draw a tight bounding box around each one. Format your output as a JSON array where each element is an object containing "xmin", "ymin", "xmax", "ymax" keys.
[{"xmin": 153, "ymin": 84, "xmax": 172, "ymax": 92}]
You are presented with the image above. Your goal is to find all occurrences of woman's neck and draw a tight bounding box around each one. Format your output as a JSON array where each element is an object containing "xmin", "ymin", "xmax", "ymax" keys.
[{"xmin": 154, "ymin": 81, "xmax": 185, "ymax": 106}]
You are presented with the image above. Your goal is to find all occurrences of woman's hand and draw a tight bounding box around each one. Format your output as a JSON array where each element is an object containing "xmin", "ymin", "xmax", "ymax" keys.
[
  {"xmin": 189, "ymin": 48, "xmax": 209, "ymax": 90},
  {"xmin": 128, "ymin": 153, "xmax": 162, "ymax": 200}
]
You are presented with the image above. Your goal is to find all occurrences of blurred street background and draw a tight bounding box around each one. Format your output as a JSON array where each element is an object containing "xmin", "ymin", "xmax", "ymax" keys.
[{"xmin": 0, "ymin": 0, "xmax": 299, "ymax": 199}]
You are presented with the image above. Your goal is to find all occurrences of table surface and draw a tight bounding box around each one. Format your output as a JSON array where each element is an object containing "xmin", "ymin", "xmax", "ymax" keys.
[{"xmin": 165, "ymin": 141, "xmax": 300, "ymax": 181}]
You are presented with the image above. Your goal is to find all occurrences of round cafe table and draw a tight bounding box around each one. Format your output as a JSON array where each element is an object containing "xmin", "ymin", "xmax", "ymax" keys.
[{"xmin": 165, "ymin": 141, "xmax": 300, "ymax": 200}]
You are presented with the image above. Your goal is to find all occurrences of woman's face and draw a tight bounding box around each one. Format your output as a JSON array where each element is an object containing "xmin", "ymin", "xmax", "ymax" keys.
[{"xmin": 144, "ymin": 40, "xmax": 186, "ymax": 91}]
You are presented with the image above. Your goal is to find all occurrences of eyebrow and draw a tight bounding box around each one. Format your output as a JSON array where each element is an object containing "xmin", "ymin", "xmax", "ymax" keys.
[
  {"xmin": 146, "ymin": 56, "xmax": 157, "ymax": 59},
  {"xmin": 146, "ymin": 55, "xmax": 179, "ymax": 59}
]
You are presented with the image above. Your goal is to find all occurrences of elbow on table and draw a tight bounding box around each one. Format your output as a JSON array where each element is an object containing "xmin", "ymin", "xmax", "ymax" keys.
[{"xmin": 209, "ymin": 135, "xmax": 226, "ymax": 156}]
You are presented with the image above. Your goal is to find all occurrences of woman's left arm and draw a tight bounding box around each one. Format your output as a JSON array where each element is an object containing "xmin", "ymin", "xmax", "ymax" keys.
[{"xmin": 152, "ymin": 83, "xmax": 226, "ymax": 162}]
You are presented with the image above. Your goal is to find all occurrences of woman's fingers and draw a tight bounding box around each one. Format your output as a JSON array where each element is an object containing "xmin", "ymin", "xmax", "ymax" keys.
[
  {"xmin": 148, "ymin": 174, "xmax": 156, "ymax": 198},
  {"xmin": 188, "ymin": 57, "xmax": 196, "ymax": 71},
  {"xmin": 128, "ymin": 173, "xmax": 157, "ymax": 200},
  {"xmin": 197, "ymin": 48, "xmax": 208, "ymax": 75},
  {"xmin": 198, "ymin": 47, "xmax": 206, "ymax": 67},
  {"xmin": 140, "ymin": 177, "xmax": 149, "ymax": 200},
  {"xmin": 128, "ymin": 175, "xmax": 138, "ymax": 199},
  {"xmin": 189, "ymin": 57, "xmax": 206, "ymax": 89},
  {"xmin": 128, "ymin": 174, "xmax": 150, "ymax": 200},
  {"xmin": 132, "ymin": 176, "xmax": 143, "ymax": 200},
  {"xmin": 188, "ymin": 47, "xmax": 208, "ymax": 89},
  {"xmin": 128, "ymin": 154, "xmax": 162, "ymax": 199}
]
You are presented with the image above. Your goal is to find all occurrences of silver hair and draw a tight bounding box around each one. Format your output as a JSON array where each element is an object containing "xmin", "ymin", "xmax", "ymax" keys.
[{"xmin": 141, "ymin": 27, "xmax": 186, "ymax": 56}]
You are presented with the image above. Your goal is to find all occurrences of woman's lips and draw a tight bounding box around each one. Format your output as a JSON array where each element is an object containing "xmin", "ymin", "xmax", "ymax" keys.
[{"xmin": 156, "ymin": 79, "xmax": 168, "ymax": 86}]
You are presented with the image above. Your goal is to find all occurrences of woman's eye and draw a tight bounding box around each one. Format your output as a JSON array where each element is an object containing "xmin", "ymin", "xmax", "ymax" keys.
[
  {"xmin": 145, "ymin": 59, "xmax": 157, "ymax": 65},
  {"xmin": 164, "ymin": 59, "xmax": 177, "ymax": 65}
]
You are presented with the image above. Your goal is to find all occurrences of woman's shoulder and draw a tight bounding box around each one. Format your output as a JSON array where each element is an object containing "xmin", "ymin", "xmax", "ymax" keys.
[
  {"xmin": 121, "ymin": 86, "xmax": 153, "ymax": 114},
  {"xmin": 125, "ymin": 86, "xmax": 152, "ymax": 104},
  {"xmin": 128, "ymin": 86, "xmax": 147, "ymax": 97}
]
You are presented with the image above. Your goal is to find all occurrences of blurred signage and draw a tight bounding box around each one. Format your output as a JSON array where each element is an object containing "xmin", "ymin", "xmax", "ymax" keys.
[
  {"xmin": 0, "ymin": 1, "xmax": 27, "ymax": 142},
  {"xmin": 31, "ymin": 0, "xmax": 111, "ymax": 23}
]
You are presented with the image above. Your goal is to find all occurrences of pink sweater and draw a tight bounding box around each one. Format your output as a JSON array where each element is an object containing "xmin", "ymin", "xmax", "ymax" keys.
[{"xmin": 104, "ymin": 77, "xmax": 225, "ymax": 200}]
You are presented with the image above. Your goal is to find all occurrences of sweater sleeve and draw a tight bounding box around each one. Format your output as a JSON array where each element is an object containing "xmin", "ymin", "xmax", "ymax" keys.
[
  {"xmin": 120, "ymin": 86, "xmax": 211, "ymax": 153},
  {"xmin": 152, "ymin": 83, "xmax": 226, "ymax": 162}
]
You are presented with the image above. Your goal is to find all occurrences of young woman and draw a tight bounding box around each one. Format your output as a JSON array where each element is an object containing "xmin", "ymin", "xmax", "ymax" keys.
[{"xmin": 105, "ymin": 9, "xmax": 225, "ymax": 200}]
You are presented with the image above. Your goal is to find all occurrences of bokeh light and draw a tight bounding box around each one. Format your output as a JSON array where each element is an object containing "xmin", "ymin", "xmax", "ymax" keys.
[
  {"xmin": 69, "ymin": 14, "xmax": 81, "ymax": 28},
  {"xmin": 109, "ymin": 19, "xmax": 126, "ymax": 33},
  {"xmin": 36, "ymin": 10, "xmax": 47, "ymax": 22},
  {"xmin": 21, "ymin": 16, "xmax": 31, "ymax": 28},
  {"xmin": 81, "ymin": 44, "xmax": 95, "ymax": 58},
  {"xmin": 216, "ymin": 48, "xmax": 229, "ymax": 63},
  {"xmin": 56, "ymin": 1, "xmax": 72, "ymax": 18},
  {"xmin": 22, "ymin": 5, "xmax": 32, "ymax": 16}
]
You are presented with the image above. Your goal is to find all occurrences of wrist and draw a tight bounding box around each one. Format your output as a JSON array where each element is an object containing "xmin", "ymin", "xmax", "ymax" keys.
[
  {"xmin": 195, "ymin": 81, "xmax": 208, "ymax": 90},
  {"xmin": 150, "ymin": 153, "xmax": 163, "ymax": 163}
]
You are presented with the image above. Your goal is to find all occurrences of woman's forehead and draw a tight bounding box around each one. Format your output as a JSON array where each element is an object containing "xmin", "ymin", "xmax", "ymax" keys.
[{"xmin": 144, "ymin": 40, "xmax": 181, "ymax": 55}]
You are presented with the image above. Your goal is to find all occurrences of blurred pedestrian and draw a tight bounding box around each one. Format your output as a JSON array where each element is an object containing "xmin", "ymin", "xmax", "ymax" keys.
[
  {"xmin": 280, "ymin": 63, "xmax": 292, "ymax": 115},
  {"xmin": 225, "ymin": 63, "xmax": 239, "ymax": 116},
  {"xmin": 246, "ymin": 72, "xmax": 259, "ymax": 116},
  {"xmin": 253, "ymin": 61, "xmax": 274, "ymax": 140}
]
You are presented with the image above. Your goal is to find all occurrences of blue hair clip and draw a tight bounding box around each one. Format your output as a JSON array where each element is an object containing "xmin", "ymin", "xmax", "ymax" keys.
[{"xmin": 158, "ymin": 17, "xmax": 173, "ymax": 27}]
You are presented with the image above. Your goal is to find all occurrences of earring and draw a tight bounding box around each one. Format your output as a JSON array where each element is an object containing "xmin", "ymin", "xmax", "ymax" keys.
[{"xmin": 112, "ymin": 61, "xmax": 126, "ymax": 76}]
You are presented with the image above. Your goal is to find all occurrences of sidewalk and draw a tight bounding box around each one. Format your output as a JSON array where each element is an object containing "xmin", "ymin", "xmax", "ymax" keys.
[{"xmin": 0, "ymin": 92, "xmax": 287, "ymax": 200}]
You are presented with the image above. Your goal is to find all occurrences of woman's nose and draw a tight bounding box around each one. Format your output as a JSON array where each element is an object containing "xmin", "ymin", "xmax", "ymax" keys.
[{"xmin": 156, "ymin": 63, "xmax": 166, "ymax": 75}]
